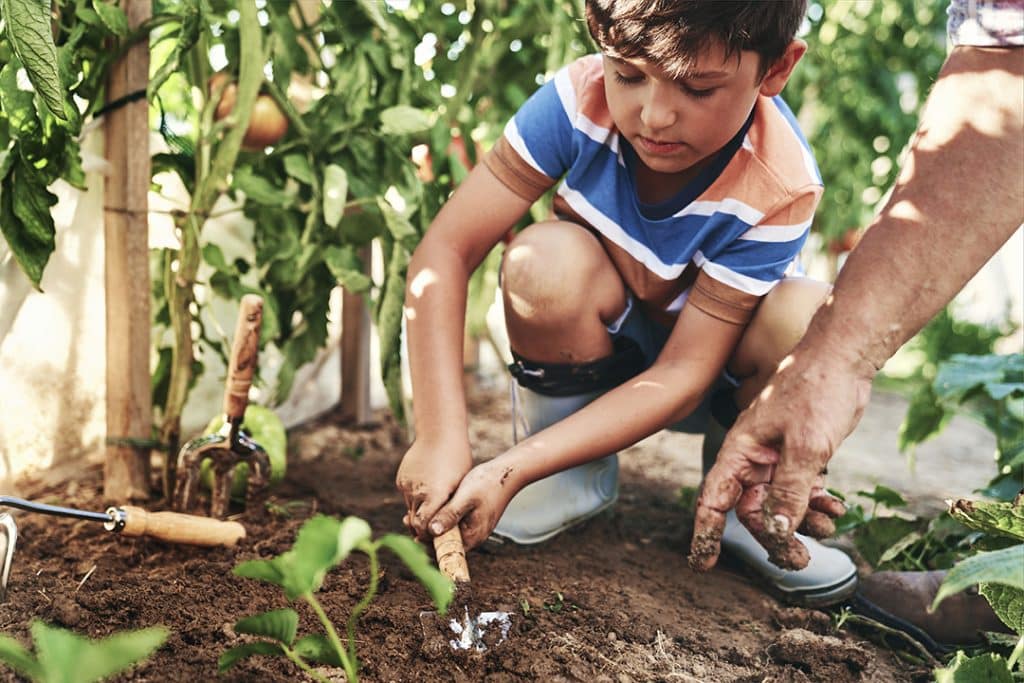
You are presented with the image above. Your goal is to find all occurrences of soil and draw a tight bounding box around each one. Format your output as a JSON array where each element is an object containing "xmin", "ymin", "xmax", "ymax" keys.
[{"xmin": 0, "ymin": 382, "xmax": 978, "ymax": 683}]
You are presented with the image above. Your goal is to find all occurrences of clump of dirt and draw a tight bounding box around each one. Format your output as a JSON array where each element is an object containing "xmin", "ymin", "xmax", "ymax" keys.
[{"xmin": 0, "ymin": 385, "xmax": 927, "ymax": 682}]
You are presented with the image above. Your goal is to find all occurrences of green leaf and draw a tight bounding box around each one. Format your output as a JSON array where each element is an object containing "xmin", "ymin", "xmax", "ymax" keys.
[
  {"xmin": 232, "ymin": 168, "xmax": 294, "ymax": 208},
  {"xmin": 236, "ymin": 515, "xmax": 344, "ymax": 600},
  {"xmin": 322, "ymin": 164, "xmax": 348, "ymax": 229},
  {"xmin": 0, "ymin": 59, "xmax": 35, "ymax": 132},
  {"xmin": 283, "ymin": 154, "xmax": 316, "ymax": 186},
  {"xmin": 149, "ymin": 0, "xmax": 202, "ymax": 97},
  {"xmin": 853, "ymin": 516, "xmax": 920, "ymax": 568},
  {"xmin": 32, "ymin": 621, "xmax": 168, "ymax": 683},
  {"xmin": 379, "ymin": 105, "xmax": 432, "ymax": 136},
  {"xmin": 858, "ymin": 485, "xmax": 908, "ymax": 509},
  {"xmin": 933, "ymin": 544, "xmax": 1024, "ymax": 611},
  {"xmin": 935, "ymin": 354, "xmax": 1024, "ymax": 405},
  {"xmin": 377, "ymin": 198, "xmax": 418, "ymax": 248},
  {"xmin": 898, "ymin": 385, "xmax": 950, "ymax": 452},
  {"xmin": 378, "ymin": 533, "xmax": 454, "ymax": 615},
  {"xmin": 0, "ymin": 162, "xmax": 57, "ymax": 288},
  {"xmin": 0, "ymin": 633, "xmax": 42, "ymax": 680},
  {"xmin": 218, "ymin": 641, "xmax": 283, "ymax": 672},
  {"xmin": 323, "ymin": 245, "xmax": 372, "ymax": 293},
  {"xmin": 91, "ymin": 0, "xmax": 129, "ymax": 36},
  {"xmin": 1, "ymin": 0, "xmax": 68, "ymax": 121},
  {"xmin": 293, "ymin": 634, "xmax": 343, "ymax": 667},
  {"xmin": 233, "ymin": 609, "xmax": 299, "ymax": 646},
  {"xmin": 980, "ymin": 583, "xmax": 1024, "ymax": 634},
  {"xmin": 933, "ymin": 651, "xmax": 1013, "ymax": 683},
  {"xmin": 337, "ymin": 516, "xmax": 373, "ymax": 562},
  {"xmin": 948, "ymin": 499, "xmax": 1024, "ymax": 541}
]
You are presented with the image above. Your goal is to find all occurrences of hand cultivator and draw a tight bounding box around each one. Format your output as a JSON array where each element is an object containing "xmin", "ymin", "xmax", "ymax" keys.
[
  {"xmin": 0, "ymin": 496, "xmax": 245, "ymax": 602},
  {"xmin": 173, "ymin": 294, "xmax": 271, "ymax": 518},
  {"xmin": 420, "ymin": 527, "xmax": 511, "ymax": 653}
]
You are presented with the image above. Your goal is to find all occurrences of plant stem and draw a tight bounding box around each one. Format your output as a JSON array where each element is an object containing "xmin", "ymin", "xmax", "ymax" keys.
[
  {"xmin": 282, "ymin": 646, "xmax": 331, "ymax": 683},
  {"xmin": 306, "ymin": 594, "xmax": 357, "ymax": 683},
  {"xmin": 1008, "ymin": 635, "xmax": 1024, "ymax": 670},
  {"xmin": 346, "ymin": 548, "xmax": 380, "ymax": 665}
]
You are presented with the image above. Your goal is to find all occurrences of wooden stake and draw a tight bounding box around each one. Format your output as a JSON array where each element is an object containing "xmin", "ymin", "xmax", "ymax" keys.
[
  {"xmin": 339, "ymin": 247, "xmax": 372, "ymax": 424},
  {"xmin": 103, "ymin": 0, "xmax": 152, "ymax": 500}
]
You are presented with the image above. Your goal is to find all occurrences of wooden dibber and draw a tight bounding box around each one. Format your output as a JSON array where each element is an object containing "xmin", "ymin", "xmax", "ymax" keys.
[
  {"xmin": 433, "ymin": 526, "xmax": 470, "ymax": 583},
  {"xmin": 118, "ymin": 505, "xmax": 246, "ymax": 547}
]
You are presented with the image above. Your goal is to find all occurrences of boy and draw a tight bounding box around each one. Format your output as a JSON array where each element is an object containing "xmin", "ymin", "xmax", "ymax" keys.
[{"xmin": 397, "ymin": 0, "xmax": 856, "ymax": 606}]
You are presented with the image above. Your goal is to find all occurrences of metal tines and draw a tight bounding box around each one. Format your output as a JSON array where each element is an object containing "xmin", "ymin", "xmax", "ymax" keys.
[{"xmin": 0, "ymin": 512, "xmax": 18, "ymax": 603}]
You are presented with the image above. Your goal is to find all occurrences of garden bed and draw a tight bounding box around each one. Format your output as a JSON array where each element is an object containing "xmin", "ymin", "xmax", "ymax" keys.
[{"xmin": 0, "ymin": 385, "xmax": 931, "ymax": 682}]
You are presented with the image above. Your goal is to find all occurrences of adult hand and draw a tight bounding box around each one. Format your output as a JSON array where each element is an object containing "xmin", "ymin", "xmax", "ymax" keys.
[
  {"xmin": 690, "ymin": 346, "xmax": 872, "ymax": 571},
  {"xmin": 426, "ymin": 458, "xmax": 518, "ymax": 550},
  {"xmin": 395, "ymin": 437, "xmax": 473, "ymax": 540}
]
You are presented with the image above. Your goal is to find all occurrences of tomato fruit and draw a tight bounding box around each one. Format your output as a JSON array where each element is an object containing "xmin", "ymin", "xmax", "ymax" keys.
[{"xmin": 208, "ymin": 73, "xmax": 289, "ymax": 149}]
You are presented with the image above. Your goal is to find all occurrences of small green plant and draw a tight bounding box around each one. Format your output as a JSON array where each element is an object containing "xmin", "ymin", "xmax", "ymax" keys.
[
  {"xmin": 220, "ymin": 514, "xmax": 452, "ymax": 682},
  {"xmin": 832, "ymin": 485, "xmax": 973, "ymax": 571},
  {"xmin": 931, "ymin": 497, "xmax": 1024, "ymax": 681},
  {"xmin": 0, "ymin": 621, "xmax": 168, "ymax": 683}
]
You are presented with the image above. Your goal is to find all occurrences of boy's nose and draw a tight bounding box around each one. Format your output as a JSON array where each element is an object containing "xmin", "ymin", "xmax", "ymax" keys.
[{"xmin": 640, "ymin": 90, "xmax": 678, "ymax": 132}]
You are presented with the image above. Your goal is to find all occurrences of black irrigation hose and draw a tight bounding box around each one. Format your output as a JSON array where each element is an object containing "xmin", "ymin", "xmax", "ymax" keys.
[{"xmin": 0, "ymin": 496, "xmax": 112, "ymax": 524}]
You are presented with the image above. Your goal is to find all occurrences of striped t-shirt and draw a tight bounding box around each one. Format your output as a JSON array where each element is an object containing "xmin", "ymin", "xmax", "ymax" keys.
[{"xmin": 483, "ymin": 54, "xmax": 822, "ymax": 327}]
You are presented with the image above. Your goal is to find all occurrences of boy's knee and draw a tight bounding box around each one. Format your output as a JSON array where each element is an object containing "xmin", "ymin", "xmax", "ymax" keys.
[
  {"xmin": 502, "ymin": 221, "xmax": 620, "ymax": 322},
  {"xmin": 732, "ymin": 277, "xmax": 831, "ymax": 376}
]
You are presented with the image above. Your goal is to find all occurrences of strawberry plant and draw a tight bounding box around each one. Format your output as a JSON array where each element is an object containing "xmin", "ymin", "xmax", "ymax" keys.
[
  {"xmin": 0, "ymin": 621, "xmax": 168, "ymax": 683},
  {"xmin": 221, "ymin": 514, "xmax": 452, "ymax": 682}
]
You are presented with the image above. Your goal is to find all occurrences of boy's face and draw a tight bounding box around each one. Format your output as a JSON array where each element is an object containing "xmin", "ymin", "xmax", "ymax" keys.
[{"xmin": 602, "ymin": 42, "xmax": 772, "ymax": 178}]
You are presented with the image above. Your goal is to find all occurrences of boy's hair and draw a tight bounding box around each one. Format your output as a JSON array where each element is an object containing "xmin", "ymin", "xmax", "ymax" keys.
[{"xmin": 584, "ymin": 0, "xmax": 808, "ymax": 80}]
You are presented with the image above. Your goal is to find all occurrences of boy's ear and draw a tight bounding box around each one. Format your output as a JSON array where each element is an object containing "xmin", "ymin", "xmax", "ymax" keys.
[{"xmin": 759, "ymin": 39, "xmax": 807, "ymax": 97}]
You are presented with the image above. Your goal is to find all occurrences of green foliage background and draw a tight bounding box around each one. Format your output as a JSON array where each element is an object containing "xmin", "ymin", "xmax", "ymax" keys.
[{"xmin": 0, "ymin": 0, "xmax": 960, "ymax": 434}]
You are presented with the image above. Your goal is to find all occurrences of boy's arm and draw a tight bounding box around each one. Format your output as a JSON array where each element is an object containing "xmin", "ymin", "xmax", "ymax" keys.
[
  {"xmin": 426, "ymin": 303, "xmax": 745, "ymax": 548},
  {"xmin": 398, "ymin": 163, "xmax": 534, "ymax": 538}
]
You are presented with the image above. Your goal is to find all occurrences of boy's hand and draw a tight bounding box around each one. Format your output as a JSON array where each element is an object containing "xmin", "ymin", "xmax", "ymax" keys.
[
  {"xmin": 396, "ymin": 439, "xmax": 473, "ymax": 540},
  {"xmin": 689, "ymin": 350, "xmax": 869, "ymax": 571},
  {"xmin": 426, "ymin": 459, "xmax": 517, "ymax": 550}
]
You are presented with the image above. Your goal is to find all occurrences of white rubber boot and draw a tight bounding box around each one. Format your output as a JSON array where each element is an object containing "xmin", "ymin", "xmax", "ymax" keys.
[
  {"xmin": 491, "ymin": 385, "xmax": 618, "ymax": 544},
  {"xmin": 703, "ymin": 414, "xmax": 858, "ymax": 607}
]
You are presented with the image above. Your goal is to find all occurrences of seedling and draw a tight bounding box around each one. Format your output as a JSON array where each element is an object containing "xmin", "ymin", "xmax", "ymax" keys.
[
  {"xmin": 220, "ymin": 514, "xmax": 453, "ymax": 682},
  {"xmin": 0, "ymin": 621, "xmax": 168, "ymax": 683}
]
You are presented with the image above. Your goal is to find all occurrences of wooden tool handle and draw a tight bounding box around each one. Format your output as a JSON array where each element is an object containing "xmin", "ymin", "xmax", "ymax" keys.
[
  {"xmin": 119, "ymin": 505, "xmax": 246, "ymax": 547},
  {"xmin": 433, "ymin": 526, "xmax": 470, "ymax": 583},
  {"xmin": 223, "ymin": 294, "xmax": 263, "ymax": 420}
]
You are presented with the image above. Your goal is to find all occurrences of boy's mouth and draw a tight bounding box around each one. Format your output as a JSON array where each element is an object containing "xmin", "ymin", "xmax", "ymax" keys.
[{"xmin": 635, "ymin": 135, "xmax": 686, "ymax": 156}]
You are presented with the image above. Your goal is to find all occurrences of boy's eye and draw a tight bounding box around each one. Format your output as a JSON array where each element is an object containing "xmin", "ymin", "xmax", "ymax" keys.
[
  {"xmin": 614, "ymin": 71, "xmax": 644, "ymax": 85},
  {"xmin": 682, "ymin": 84, "xmax": 716, "ymax": 100}
]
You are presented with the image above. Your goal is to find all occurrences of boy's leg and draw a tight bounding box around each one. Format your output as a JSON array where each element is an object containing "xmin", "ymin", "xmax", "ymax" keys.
[
  {"xmin": 491, "ymin": 221, "xmax": 641, "ymax": 544},
  {"xmin": 708, "ymin": 277, "xmax": 858, "ymax": 607}
]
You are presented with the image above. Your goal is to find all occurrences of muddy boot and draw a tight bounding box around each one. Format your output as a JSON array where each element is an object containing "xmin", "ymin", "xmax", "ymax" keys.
[
  {"xmin": 491, "ymin": 384, "xmax": 619, "ymax": 544},
  {"xmin": 701, "ymin": 395, "xmax": 858, "ymax": 608},
  {"xmin": 853, "ymin": 570, "xmax": 1010, "ymax": 652}
]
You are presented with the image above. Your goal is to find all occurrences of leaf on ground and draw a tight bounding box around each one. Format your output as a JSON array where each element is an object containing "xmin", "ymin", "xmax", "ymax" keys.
[
  {"xmin": 0, "ymin": 634, "xmax": 41, "ymax": 681},
  {"xmin": 293, "ymin": 634, "xmax": 343, "ymax": 667},
  {"xmin": 31, "ymin": 621, "xmax": 168, "ymax": 683},
  {"xmin": 979, "ymin": 583, "xmax": 1024, "ymax": 635},
  {"xmin": 932, "ymin": 545, "xmax": 1024, "ymax": 611},
  {"xmin": 948, "ymin": 499, "xmax": 1024, "ymax": 541},
  {"xmin": 933, "ymin": 651, "xmax": 1013, "ymax": 683}
]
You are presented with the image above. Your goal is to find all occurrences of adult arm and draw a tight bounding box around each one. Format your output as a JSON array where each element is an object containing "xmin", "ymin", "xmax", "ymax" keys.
[
  {"xmin": 692, "ymin": 45, "xmax": 1024, "ymax": 571},
  {"xmin": 397, "ymin": 163, "xmax": 532, "ymax": 537}
]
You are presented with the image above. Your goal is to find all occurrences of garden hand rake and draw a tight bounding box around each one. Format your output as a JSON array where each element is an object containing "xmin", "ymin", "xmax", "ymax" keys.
[
  {"xmin": 173, "ymin": 294, "xmax": 271, "ymax": 518},
  {"xmin": 0, "ymin": 496, "xmax": 246, "ymax": 602}
]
